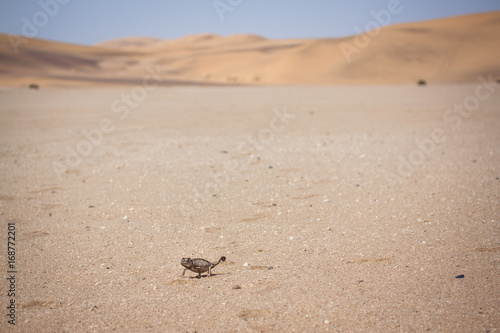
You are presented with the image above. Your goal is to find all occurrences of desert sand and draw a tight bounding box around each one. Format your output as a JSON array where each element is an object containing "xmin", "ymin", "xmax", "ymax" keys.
[
  {"xmin": 1, "ymin": 83, "xmax": 499, "ymax": 332},
  {"xmin": 1, "ymin": 10, "xmax": 500, "ymax": 333}
]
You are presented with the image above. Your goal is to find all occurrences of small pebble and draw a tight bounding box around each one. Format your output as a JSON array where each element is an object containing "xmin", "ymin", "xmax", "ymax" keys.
[
  {"xmin": 232, "ymin": 285, "xmax": 241, "ymax": 289},
  {"xmin": 243, "ymin": 262, "xmax": 250, "ymax": 267},
  {"xmin": 123, "ymin": 215, "xmax": 128, "ymax": 220},
  {"xmin": 455, "ymin": 274, "xmax": 465, "ymax": 279}
]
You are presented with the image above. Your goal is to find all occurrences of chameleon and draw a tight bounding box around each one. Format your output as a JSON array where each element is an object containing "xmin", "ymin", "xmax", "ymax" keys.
[{"xmin": 180, "ymin": 256, "xmax": 226, "ymax": 278}]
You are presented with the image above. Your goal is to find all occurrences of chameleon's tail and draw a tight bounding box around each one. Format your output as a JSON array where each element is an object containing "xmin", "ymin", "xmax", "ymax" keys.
[{"xmin": 214, "ymin": 256, "xmax": 226, "ymax": 266}]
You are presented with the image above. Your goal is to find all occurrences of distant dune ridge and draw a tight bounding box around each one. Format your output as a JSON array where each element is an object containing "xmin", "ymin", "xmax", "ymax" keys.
[{"xmin": 0, "ymin": 11, "xmax": 499, "ymax": 87}]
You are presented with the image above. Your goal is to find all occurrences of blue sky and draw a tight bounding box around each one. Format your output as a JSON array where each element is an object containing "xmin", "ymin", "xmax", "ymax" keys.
[{"xmin": 1, "ymin": 0, "xmax": 499, "ymax": 45}]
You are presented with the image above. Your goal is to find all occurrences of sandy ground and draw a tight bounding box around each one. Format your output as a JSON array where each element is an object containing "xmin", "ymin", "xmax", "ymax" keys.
[{"xmin": 0, "ymin": 84, "xmax": 499, "ymax": 332}]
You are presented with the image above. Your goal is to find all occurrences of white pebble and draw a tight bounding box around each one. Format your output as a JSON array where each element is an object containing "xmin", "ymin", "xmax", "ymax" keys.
[
  {"xmin": 243, "ymin": 262, "xmax": 250, "ymax": 266},
  {"xmin": 123, "ymin": 215, "xmax": 128, "ymax": 220}
]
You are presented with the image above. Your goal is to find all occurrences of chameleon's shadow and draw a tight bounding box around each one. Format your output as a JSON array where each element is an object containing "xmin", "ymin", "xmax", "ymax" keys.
[{"xmin": 187, "ymin": 272, "xmax": 227, "ymax": 279}]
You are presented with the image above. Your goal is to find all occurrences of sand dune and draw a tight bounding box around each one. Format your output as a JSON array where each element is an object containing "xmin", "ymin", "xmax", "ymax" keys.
[
  {"xmin": 0, "ymin": 11, "xmax": 499, "ymax": 87},
  {"xmin": 95, "ymin": 36, "xmax": 165, "ymax": 49}
]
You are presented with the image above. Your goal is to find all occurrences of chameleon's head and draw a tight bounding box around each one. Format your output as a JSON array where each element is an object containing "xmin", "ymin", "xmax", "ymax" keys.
[{"xmin": 180, "ymin": 258, "xmax": 193, "ymax": 269}]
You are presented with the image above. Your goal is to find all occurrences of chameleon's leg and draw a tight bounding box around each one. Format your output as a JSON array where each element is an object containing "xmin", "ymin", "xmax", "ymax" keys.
[
  {"xmin": 198, "ymin": 271, "xmax": 202, "ymax": 278},
  {"xmin": 182, "ymin": 269, "xmax": 186, "ymax": 276},
  {"xmin": 208, "ymin": 267, "xmax": 212, "ymax": 277}
]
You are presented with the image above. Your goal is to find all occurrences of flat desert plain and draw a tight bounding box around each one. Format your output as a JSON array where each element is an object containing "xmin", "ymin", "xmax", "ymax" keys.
[{"xmin": 0, "ymin": 83, "xmax": 499, "ymax": 332}]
